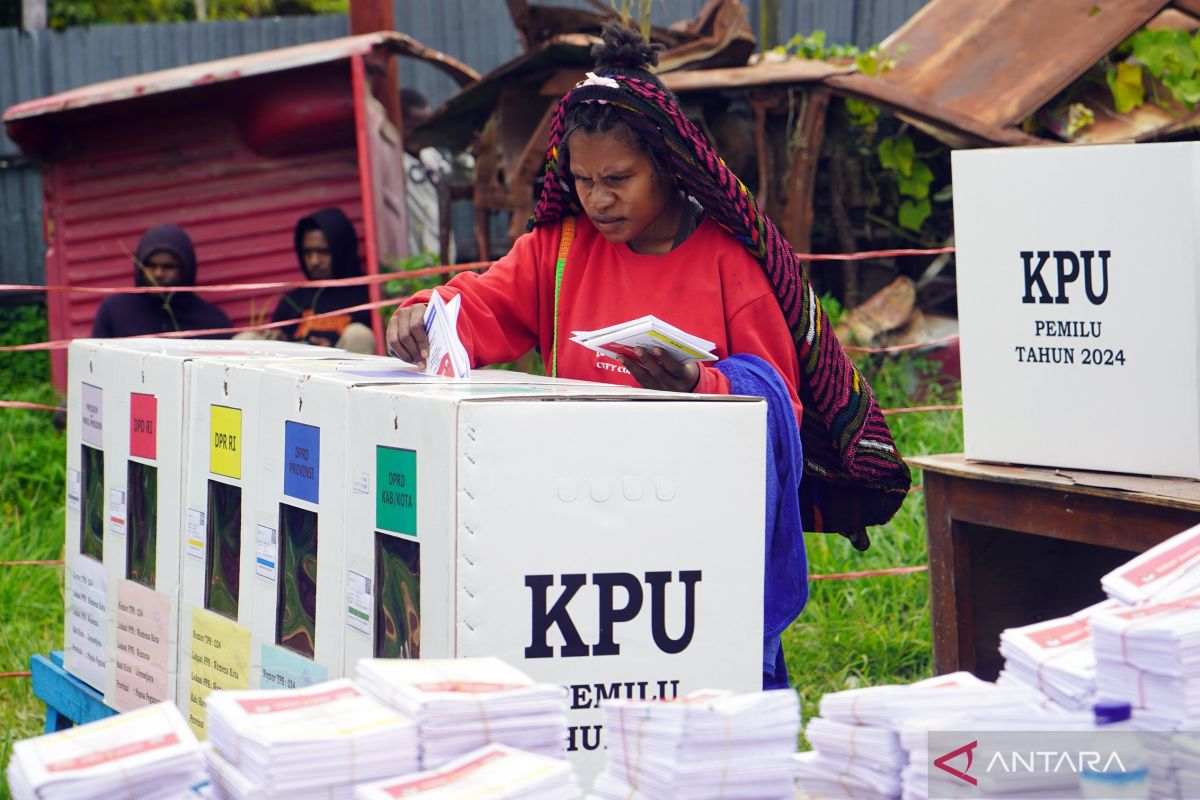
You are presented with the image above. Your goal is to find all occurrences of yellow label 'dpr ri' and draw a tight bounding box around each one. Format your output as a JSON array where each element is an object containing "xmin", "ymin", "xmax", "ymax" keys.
[{"xmin": 210, "ymin": 405, "xmax": 242, "ymax": 479}]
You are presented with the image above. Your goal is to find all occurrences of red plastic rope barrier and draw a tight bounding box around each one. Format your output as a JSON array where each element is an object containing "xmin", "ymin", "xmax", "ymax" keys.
[
  {"xmin": 809, "ymin": 565, "xmax": 929, "ymax": 581},
  {"xmin": 0, "ymin": 671, "xmax": 31, "ymax": 679},
  {"xmin": 798, "ymin": 246, "xmax": 955, "ymax": 262},
  {"xmin": 0, "ymin": 293, "xmax": 408, "ymax": 352},
  {"xmin": 0, "ymin": 245, "xmax": 957, "ymax": 298},
  {"xmin": 881, "ymin": 404, "xmax": 962, "ymax": 416},
  {"xmin": 0, "ymin": 261, "xmax": 490, "ymax": 296},
  {"xmin": 843, "ymin": 333, "xmax": 960, "ymax": 354},
  {"xmin": 0, "ymin": 401, "xmax": 65, "ymax": 412},
  {"xmin": 0, "ymin": 560, "xmax": 64, "ymax": 566}
]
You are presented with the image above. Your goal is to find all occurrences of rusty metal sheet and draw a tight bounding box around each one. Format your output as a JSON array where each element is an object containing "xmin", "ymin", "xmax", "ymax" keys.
[
  {"xmin": 661, "ymin": 59, "xmax": 851, "ymax": 93},
  {"xmin": 827, "ymin": 72, "xmax": 1043, "ymax": 147},
  {"xmin": 876, "ymin": 0, "xmax": 1171, "ymax": 129},
  {"xmin": 411, "ymin": 34, "xmax": 595, "ymax": 152},
  {"xmin": 3, "ymin": 32, "xmax": 477, "ymax": 125}
]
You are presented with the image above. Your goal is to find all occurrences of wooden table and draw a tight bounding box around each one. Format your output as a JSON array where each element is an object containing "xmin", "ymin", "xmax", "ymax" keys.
[{"xmin": 913, "ymin": 453, "xmax": 1200, "ymax": 680}]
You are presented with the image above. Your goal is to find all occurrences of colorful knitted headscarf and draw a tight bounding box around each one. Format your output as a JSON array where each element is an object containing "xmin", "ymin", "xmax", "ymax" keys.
[{"xmin": 528, "ymin": 36, "xmax": 911, "ymax": 544}]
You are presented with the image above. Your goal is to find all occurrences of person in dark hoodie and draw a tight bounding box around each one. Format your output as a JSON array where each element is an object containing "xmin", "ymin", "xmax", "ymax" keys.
[
  {"xmin": 266, "ymin": 208, "xmax": 375, "ymax": 352},
  {"xmin": 91, "ymin": 223, "xmax": 231, "ymax": 339}
]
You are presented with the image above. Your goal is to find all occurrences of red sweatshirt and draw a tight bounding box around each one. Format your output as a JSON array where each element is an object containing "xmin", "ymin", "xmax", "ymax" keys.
[{"xmin": 406, "ymin": 215, "xmax": 803, "ymax": 420}]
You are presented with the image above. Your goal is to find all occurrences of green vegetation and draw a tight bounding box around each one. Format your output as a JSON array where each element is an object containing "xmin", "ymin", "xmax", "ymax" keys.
[
  {"xmin": 0, "ymin": 304, "xmax": 65, "ymax": 796},
  {"xmin": 0, "ymin": 298, "xmax": 961, "ymax": 785}
]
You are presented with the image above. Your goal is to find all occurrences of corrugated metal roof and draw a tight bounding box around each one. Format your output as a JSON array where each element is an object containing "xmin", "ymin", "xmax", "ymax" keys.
[
  {"xmin": 4, "ymin": 31, "xmax": 477, "ymax": 124},
  {"xmin": 876, "ymin": 0, "xmax": 1172, "ymax": 129}
]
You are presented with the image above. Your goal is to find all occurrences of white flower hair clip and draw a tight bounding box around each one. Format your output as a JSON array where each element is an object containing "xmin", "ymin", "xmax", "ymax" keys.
[{"xmin": 576, "ymin": 71, "xmax": 620, "ymax": 90}]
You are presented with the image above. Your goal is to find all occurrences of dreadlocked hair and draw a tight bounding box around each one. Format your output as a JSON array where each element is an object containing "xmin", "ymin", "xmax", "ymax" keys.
[{"xmin": 559, "ymin": 24, "xmax": 680, "ymax": 202}]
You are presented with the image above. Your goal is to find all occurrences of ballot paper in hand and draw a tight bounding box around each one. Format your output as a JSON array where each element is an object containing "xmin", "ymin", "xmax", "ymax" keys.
[
  {"xmin": 6, "ymin": 702, "xmax": 205, "ymax": 800},
  {"xmin": 423, "ymin": 291, "xmax": 470, "ymax": 378},
  {"xmin": 570, "ymin": 315, "xmax": 717, "ymax": 364}
]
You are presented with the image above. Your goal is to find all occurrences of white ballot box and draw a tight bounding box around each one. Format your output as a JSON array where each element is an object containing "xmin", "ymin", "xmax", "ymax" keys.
[
  {"xmin": 953, "ymin": 141, "xmax": 1200, "ymax": 478},
  {"xmin": 69, "ymin": 338, "xmax": 327, "ymax": 712},
  {"xmin": 343, "ymin": 377, "xmax": 767, "ymax": 782},
  {"xmin": 178, "ymin": 349, "xmax": 355, "ymax": 736},
  {"xmin": 252, "ymin": 358, "xmax": 451, "ymax": 693},
  {"xmin": 64, "ymin": 340, "xmax": 115, "ymax": 691}
]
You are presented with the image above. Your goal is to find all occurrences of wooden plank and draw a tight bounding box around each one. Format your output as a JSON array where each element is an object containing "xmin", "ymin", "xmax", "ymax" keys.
[
  {"xmin": 925, "ymin": 470, "xmax": 971, "ymax": 674},
  {"xmin": 32, "ymin": 651, "xmax": 116, "ymax": 732},
  {"xmin": 910, "ymin": 453, "xmax": 1200, "ymax": 511}
]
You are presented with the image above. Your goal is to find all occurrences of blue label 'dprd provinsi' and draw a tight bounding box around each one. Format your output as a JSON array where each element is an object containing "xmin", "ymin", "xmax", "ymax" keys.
[{"xmin": 283, "ymin": 421, "xmax": 320, "ymax": 504}]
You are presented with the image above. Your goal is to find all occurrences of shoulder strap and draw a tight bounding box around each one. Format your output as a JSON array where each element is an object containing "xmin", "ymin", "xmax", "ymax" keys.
[{"xmin": 550, "ymin": 216, "xmax": 576, "ymax": 378}]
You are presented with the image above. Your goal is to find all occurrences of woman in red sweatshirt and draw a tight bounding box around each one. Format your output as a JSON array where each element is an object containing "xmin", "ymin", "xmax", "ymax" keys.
[{"xmin": 389, "ymin": 23, "xmax": 909, "ymax": 543}]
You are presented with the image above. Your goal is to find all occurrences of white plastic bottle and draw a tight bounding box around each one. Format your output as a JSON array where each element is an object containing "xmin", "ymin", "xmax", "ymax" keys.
[{"xmin": 1078, "ymin": 700, "xmax": 1150, "ymax": 799}]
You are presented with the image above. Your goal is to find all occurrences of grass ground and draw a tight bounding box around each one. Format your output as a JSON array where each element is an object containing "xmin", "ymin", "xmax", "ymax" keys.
[{"xmin": 0, "ymin": 302, "xmax": 962, "ymax": 796}]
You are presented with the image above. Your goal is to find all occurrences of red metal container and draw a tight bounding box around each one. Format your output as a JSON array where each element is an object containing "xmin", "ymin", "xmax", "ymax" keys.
[{"xmin": 3, "ymin": 33, "xmax": 477, "ymax": 388}]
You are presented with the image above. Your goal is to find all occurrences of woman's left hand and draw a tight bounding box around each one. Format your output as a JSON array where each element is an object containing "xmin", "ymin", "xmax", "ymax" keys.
[{"xmin": 617, "ymin": 347, "xmax": 701, "ymax": 393}]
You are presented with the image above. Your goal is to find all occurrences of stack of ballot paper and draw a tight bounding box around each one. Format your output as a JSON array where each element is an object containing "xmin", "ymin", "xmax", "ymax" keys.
[
  {"xmin": 204, "ymin": 679, "xmax": 418, "ymax": 799},
  {"xmin": 1102, "ymin": 522, "xmax": 1200, "ymax": 605},
  {"xmin": 421, "ymin": 290, "xmax": 470, "ymax": 378},
  {"xmin": 6, "ymin": 703, "xmax": 206, "ymax": 800},
  {"xmin": 570, "ymin": 315, "xmax": 717, "ymax": 364},
  {"xmin": 591, "ymin": 689, "xmax": 799, "ymax": 800},
  {"xmin": 997, "ymin": 600, "xmax": 1119, "ymax": 711},
  {"xmin": 1091, "ymin": 592, "xmax": 1200, "ymax": 729},
  {"xmin": 356, "ymin": 657, "xmax": 568, "ymax": 768},
  {"xmin": 796, "ymin": 672, "xmax": 1044, "ymax": 800},
  {"xmin": 355, "ymin": 744, "xmax": 581, "ymax": 799},
  {"xmin": 796, "ymin": 721, "xmax": 902, "ymax": 799}
]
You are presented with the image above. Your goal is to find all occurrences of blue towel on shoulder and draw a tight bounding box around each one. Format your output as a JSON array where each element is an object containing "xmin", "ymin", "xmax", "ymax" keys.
[{"xmin": 716, "ymin": 354, "xmax": 807, "ymax": 690}]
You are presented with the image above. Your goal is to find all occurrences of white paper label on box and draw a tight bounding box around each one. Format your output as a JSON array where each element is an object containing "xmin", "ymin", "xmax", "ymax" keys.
[
  {"xmin": 65, "ymin": 556, "xmax": 107, "ymax": 690},
  {"xmin": 256, "ymin": 525, "xmax": 277, "ymax": 581},
  {"xmin": 346, "ymin": 570, "xmax": 372, "ymax": 635},
  {"xmin": 108, "ymin": 488, "xmax": 126, "ymax": 536},
  {"xmin": 186, "ymin": 507, "xmax": 205, "ymax": 561},
  {"xmin": 66, "ymin": 468, "xmax": 81, "ymax": 513},
  {"xmin": 81, "ymin": 382, "xmax": 103, "ymax": 447},
  {"xmin": 353, "ymin": 471, "xmax": 370, "ymax": 495}
]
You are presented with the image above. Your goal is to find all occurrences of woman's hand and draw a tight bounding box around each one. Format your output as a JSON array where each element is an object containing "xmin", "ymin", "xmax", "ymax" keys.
[
  {"xmin": 386, "ymin": 303, "xmax": 429, "ymax": 368},
  {"xmin": 617, "ymin": 347, "xmax": 701, "ymax": 393}
]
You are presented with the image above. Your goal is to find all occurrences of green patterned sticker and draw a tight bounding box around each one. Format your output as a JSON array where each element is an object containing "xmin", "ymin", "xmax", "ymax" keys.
[{"xmin": 376, "ymin": 447, "xmax": 416, "ymax": 536}]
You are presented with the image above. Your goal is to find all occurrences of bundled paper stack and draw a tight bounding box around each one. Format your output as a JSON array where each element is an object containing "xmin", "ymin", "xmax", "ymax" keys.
[
  {"xmin": 1090, "ymin": 592, "xmax": 1200, "ymax": 729},
  {"xmin": 591, "ymin": 689, "xmax": 799, "ymax": 800},
  {"xmin": 204, "ymin": 679, "xmax": 418, "ymax": 799},
  {"xmin": 355, "ymin": 744, "xmax": 581, "ymax": 799},
  {"xmin": 356, "ymin": 657, "xmax": 568, "ymax": 768},
  {"xmin": 571, "ymin": 315, "xmax": 717, "ymax": 364},
  {"xmin": 796, "ymin": 672, "xmax": 1041, "ymax": 800},
  {"xmin": 6, "ymin": 703, "xmax": 206, "ymax": 800},
  {"xmin": 997, "ymin": 599, "xmax": 1119, "ymax": 711},
  {"xmin": 1102, "ymin": 522, "xmax": 1200, "ymax": 605}
]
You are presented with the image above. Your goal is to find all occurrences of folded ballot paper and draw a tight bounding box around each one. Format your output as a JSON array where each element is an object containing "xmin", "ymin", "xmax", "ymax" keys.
[
  {"xmin": 356, "ymin": 657, "xmax": 568, "ymax": 768},
  {"xmin": 203, "ymin": 679, "xmax": 418, "ymax": 799},
  {"xmin": 591, "ymin": 689, "xmax": 800, "ymax": 800},
  {"xmin": 1103, "ymin": 522, "xmax": 1200, "ymax": 605},
  {"xmin": 998, "ymin": 599, "xmax": 1120, "ymax": 711},
  {"xmin": 422, "ymin": 290, "xmax": 470, "ymax": 378},
  {"xmin": 6, "ymin": 702, "xmax": 206, "ymax": 800},
  {"xmin": 354, "ymin": 744, "xmax": 581, "ymax": 800},
  {"xmin": 571, "ymin": 315, "xmax": 717, "ymax": 364}
]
